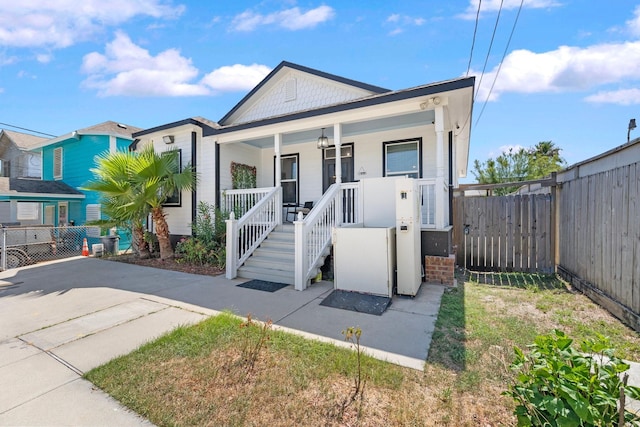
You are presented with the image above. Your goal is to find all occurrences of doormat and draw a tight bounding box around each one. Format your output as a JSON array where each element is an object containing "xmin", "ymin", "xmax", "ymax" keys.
[
  {"xmin": 320, "ymin": 290, "xmax": 391, "ymax": 316},
  {"xmin": 237, "ymin": 279, "xmax": 290, "ymax": 292}
]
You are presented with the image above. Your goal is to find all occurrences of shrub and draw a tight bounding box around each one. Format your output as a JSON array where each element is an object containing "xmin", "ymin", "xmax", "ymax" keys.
[
  {"xmin": 176, "ymin": 202, "xmax": 228, "ymax": 267},
  {"xmin": 504, "ymin": 330, "xmax": 640, "ymax": 426}
]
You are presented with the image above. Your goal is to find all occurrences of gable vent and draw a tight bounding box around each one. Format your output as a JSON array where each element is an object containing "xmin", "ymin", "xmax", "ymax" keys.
[{"xmin": 285, "ymin": 78, "xmax": 297, "ymax": 101}]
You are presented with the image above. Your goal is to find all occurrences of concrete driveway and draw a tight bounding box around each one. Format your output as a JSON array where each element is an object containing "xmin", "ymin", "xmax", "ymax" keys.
[{"xmin": 0, "ymin": 257, "xmax": 444, "ymax": 426}]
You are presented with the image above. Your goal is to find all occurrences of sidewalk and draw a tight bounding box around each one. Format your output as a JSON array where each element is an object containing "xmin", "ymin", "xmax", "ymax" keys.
[{"xmin": 0, "ymin": 257, "xmax": 444, "ymax": 425}]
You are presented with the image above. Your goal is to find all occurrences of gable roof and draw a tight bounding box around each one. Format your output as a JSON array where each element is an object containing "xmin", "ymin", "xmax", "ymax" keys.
[
  {"xmin": 218, "ymin": 61, "xmax": 391, "ymax": 126},
  {"xmin": 0, "ymin": 129, "xmax": 48, "ymax": 150},
  {"xmin": 29, "ymin": 121, "xmax": 143, "ymax": 150},
  {"xmin": 130, "ymin": 116, "xmax": 219, "ymax": 150},
  {"xmin": 205, "ymin": 76, "xmax": 475, "ymax": 136},
  {"xmin": 8, "ymin": 178, "xmax": 84, "ymax": 195}
]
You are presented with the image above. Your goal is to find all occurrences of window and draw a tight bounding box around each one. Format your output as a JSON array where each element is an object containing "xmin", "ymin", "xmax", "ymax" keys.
[
  {"xmin": 383, "ymin": 138, "xmax": 422, "ymax": 179},
  {"xmin": 277, "ymin": 154, "xmax": 299, "ymax": 205},
  {"xmin": 53, "ymin": 147, "xmax": 63, "ymax": 179},
  {"xmin": 86, "ymin": 204, "xmax": 101, "ymax": 237},
  {"xmin": 17, "ymin": 202, "xmax": 39, "ymax": 221},
  {"xmin": 162, "ymin": 149, "xmax": 182, "ymax": 207}
]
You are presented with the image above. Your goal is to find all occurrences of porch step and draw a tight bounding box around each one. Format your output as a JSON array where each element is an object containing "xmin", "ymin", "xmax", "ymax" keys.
[
  {"xmin": 237, "ymin": 226, "xmax": 295, "ymax": 285},
  {"xmin": 237, "ymin": 265, "xmax": 295, "ymax": 286}
]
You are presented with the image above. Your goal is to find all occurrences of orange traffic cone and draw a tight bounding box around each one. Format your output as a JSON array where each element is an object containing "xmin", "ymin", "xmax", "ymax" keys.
[{"xmin": 82, "ymin": 238, "xmax": 89, "ymax": 256}]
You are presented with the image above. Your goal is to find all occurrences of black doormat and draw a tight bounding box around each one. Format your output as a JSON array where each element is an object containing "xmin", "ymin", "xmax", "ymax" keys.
[
  {"xmin": 320, "ymin": 290, "xmax": 391, "ymax": 316},
  {"xmin": 237, "ymin": 279, "xmax": 290, "ymax": 292}
]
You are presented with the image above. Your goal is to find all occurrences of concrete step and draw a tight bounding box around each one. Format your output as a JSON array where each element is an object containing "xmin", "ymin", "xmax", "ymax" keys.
[
  {"xmin": 265, "ymin": 231, "xmax": 295, "ymax": 242},
  {"xmin": 237, "ymin": 264, "xmax": 295, "ymax": 285},
  {"xmin": 259, "ymin": 239, "xmax": 295, "ymax": 251},
  {"xmin": 243, "ymin": 254, "xmax": 294, "ymax": 271}
]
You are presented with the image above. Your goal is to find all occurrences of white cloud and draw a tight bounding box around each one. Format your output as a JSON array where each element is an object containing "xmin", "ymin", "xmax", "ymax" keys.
[
  {"xmin": 0, "ymin": 0, "xmax": 184, "ymax": 49},
  {"xmin": 81, "ymin": 31, "xmax": 207, "ymax": 97},
  {"xmin": 460, "ymin": 0, "xmax": 560, "ymax": 20},
  {"xmin": 36, "ymin": 53, "xmax": 52, "ymax": 63},
  {"xmin": 81, "ymin": 32, "xmax": 272, "ymax": 97},
  {"xmin": 201, "ymin": 64, "xmax": 271, "ymax": 92},
  {"xmin": 626, "ymin": 5, "xmax": 640, "ymax": 37},
  {"xmin": 472, "ymin": 41, "xmax": 640, "ymax": 103},
  {"xmin": 385, "ymin": 13, "xmax": 426, "ymax": 36},
  {"xmin": 231, "ymin": 5, "xmax": 335, "ymax": 32},
  {"xmin": 585, "ymin": 88, "xmax": 640, "ymax": 105}
]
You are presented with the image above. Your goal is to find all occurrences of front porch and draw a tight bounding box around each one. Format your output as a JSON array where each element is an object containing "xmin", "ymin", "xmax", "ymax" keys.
[{"xmin": 224, "ymin": 177, "xmax": 445, "ymax": 291}]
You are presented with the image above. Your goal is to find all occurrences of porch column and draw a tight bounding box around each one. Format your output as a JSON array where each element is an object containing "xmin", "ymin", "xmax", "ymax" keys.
[
  {"xmin": 434, "ymin": 106, "xmax": 446, "ymax": 229},
  {"xmin": 274, "ymin": 133, "xmax": 282, "ymax": 187},
  {"xmin": 333, "ymin": 123, "xmax": 342, "ymax": 184}
]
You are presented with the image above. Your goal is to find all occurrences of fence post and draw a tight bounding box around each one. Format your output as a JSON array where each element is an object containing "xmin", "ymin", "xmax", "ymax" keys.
[
  {"xmin": 225, "ymin": 212, "xmax": 238, "ymax": 279},
  {"xmin": 294, "ymin": 214, "xmax": 306, "ymax": 291},
  {"xmin": 1, "ymin": 227, "xmax": 6, "ymax": 271}
]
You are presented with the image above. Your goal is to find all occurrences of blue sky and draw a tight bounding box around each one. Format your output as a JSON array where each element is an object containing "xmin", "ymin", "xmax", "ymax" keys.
[{"xmin": 1, "ymin": 0, "xmax": 639, "ymax": 182}]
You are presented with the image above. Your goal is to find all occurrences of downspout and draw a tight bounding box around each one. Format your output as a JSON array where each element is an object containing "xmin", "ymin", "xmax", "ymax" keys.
[
  {"xmin": 191, "ymin": 131, "xmax": 197, "ymax": 229},
  {"xmin": 215, "ymin": 141, "xmax": 221, "ymax": 209},
  {"xmin": 448, "ymin": 131, "xmax": 454, "ymax": 226}
]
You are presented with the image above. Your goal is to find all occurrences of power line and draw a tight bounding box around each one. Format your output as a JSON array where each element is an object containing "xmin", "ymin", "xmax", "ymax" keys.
[
  {"xmin": 0, "ymin": 122, "xmax": 56, "ymax": 137},
  {"xmin": 474, "ymin": 0, "xmax": 525, "ymax": 128},
  {"xmin": 466, "ymin": 0, "xmax": 483, "ymax": 77},
  {"xmin": 474, "ymin": 0, "xmax": 505, "ymax": 99}
]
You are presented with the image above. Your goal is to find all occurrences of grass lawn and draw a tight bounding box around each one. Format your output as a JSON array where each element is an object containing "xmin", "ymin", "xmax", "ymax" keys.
[{"xmin": 86, "ymin": 272, "xmax": 640, "ymax": 426}]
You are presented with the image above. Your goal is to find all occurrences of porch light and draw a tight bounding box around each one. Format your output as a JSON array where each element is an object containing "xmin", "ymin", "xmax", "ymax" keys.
[
  {"xmin": 317, "ymin": 128, "xmax": 329, "ymax": 149},
  {"xmin": 163, "ymin": 135, "xmax": 175, "ymax": 144}
]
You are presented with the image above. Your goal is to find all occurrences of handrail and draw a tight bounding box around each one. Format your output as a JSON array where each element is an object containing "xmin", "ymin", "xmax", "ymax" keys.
[
  {"xmin": 225, "ymin": 186, "xmax": 282, "ymax": 279},
  {"xmin": 222, "ymin": 187, "xmax": 274, "ymax": 218},
  {"xmin": 293, "ymin": 182, "xmax": 361, "ymax": 290}
]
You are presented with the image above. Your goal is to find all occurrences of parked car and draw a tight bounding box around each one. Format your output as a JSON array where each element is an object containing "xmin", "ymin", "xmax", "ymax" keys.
[{"xmin": 1, "ymin": 224, "xmax": 57, "ymax": 268}]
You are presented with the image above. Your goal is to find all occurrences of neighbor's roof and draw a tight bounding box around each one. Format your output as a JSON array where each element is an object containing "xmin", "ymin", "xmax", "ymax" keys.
[
  {"xmin": 0, "ymin": 129, "xmax": 48, "ymax": 150},
  {"xmin": 76, "ymin": 121, "xmax": 143, "ymax": 137},
  {"xmin": 8, "ymin": 178, "xmax": 84, "ymax": 195},
  {"xmin": 132, "ymin": 116, "xmax": 219, "ymax": 139}
]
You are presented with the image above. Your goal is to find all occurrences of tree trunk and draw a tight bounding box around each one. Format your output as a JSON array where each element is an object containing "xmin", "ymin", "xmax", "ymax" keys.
[
  {"xmin": 133, "ymin": 223, "xmax": 151, "ymax": 259},
  {"xmin": 151, "ymin": 206, "xmax": 174, "ymax": 259}
]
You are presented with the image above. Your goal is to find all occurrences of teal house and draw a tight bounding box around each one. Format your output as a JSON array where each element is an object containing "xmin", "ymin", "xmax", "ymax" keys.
[{"xmin": 30, "ymin": 121, "xmax": 141, "ymax": 248}]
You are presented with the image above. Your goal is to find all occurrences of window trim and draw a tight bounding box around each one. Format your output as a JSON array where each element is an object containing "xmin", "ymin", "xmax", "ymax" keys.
[
  {"xmin": 382, "ymin": 138, "xmax": 423, "ymax": 179},
  {"xmin": 53, "ymin": 147, "xmax": 63, "ymax": 180},
  {"xmin": 162, "ymin": 149, "xmax": 182, "ymax": 207},
  {"xmin": 274, "ymin": 153, "xmax": 300, "ymax": 205}
]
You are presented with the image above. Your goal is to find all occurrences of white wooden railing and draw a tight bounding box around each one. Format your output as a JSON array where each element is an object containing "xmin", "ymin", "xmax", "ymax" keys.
[
  {"xmin": 222, "ymin": 187, "xmax": 273, "ymax": 218},
  {"xmin": 225, "ymin": 186, "xmax": 282, "ymax": 279},
  {"xmin": 293, "ymin": 182, "xmax": 361, "ymax": 290}
]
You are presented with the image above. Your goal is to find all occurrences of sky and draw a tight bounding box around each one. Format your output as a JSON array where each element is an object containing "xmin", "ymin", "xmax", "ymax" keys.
[{"xmin": 1, "ymin": 0, "xmax": 639, "ymax": 183}]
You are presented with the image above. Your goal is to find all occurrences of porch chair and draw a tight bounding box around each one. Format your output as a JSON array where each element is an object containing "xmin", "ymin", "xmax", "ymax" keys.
[{"xmin": 286, "ymin": 201, "xmax": 313, "ymax": 222}]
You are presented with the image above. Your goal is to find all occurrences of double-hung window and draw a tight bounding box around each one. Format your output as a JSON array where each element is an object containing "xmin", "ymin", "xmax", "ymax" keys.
[{"xmin": 383, "ymin": 138, "xmax": 422, "ymax": 179}]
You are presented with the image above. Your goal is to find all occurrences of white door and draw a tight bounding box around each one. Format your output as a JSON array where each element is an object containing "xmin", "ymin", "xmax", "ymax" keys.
[{"xmin": 58, "ymin": 202, "xmax": 68, "ymax": 226}]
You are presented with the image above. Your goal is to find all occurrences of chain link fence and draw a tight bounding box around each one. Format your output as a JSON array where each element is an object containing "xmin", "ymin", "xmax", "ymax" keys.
[{"xmin": 0, "ymin": 225, "xmax": 120, "ymax": 270}]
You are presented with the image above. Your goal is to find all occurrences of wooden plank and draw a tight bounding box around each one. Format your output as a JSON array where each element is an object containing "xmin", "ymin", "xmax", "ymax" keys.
[
  {"xmin": 499, "ymin": 196, "xmax": 507, "ymax": 270},
  {"xmin": 513, "ymin": 195, "xmax": 522, "ymax": 271},
  {"xmin": 535, "ymin": 194, "xmax": 549, "ymax": 272},
  {"xmin": 478, "ymin": 196, "xmax": 487, "ymax": 269},
  {"xmin": 529, "ymin": 194, "xmax": 537, "ymax": 272},
  {"xmin": 619, "ymin": 165, "xmax": 632, "ymax": 307},
  {"xmin": 631, "ymin": 163, "xmax": 640, "ymax": 314},
  {"xmin": 521, "ymin": 194, "xmax": 530, "ymax": 272}
]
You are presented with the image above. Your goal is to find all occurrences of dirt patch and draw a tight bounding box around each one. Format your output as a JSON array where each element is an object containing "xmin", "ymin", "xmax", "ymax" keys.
[{"xmin": 108, "ymin": 253, "xmax": 224, "ymax": 277}]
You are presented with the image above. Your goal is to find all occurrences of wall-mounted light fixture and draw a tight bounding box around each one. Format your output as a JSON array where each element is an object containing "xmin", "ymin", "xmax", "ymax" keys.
[
  {"xmin": 163, "ymin": 135, "xmax": 175, "ymax": 144},
  {"xmin": 628, "ymin": 119, "xmax": 636, "ymax": 142},
  {"xmin": 317, "ymin": 128, "xmax": 328, "ymax": 149},
  {"xmin": 358, "ymin": 166, "xmax": 367, "ymax": 176}
]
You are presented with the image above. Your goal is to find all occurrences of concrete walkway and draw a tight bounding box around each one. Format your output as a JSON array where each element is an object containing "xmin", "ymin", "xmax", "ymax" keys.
[{"xmin": 0, "ymin": 257, "xmax": 444, "ymax": 426}]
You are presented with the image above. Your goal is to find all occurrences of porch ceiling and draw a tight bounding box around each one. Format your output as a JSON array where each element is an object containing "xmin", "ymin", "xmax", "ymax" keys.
[{"xmin": 241, "ymin": 110, "xmax": 436, "ymax": 148}]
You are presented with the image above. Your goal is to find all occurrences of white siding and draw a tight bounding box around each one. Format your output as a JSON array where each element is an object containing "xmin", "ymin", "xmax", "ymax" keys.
[
  {"xmin": 232, "ymin": 70, "xmax": 374, "ymax": 124},
  {"xmin": 197, "ymin": 136, "xmax": 217, "ymax": 206}
]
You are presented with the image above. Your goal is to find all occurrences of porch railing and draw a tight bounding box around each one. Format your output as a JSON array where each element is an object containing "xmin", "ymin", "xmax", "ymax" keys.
[
  {"xmin": 293, "ymin": 182, "xmax": 361, "ymax": 291},
  {"xmin": 222, "ymin": 187, "xmax": 274, "ymax": 218},
  {"xmin": 225, "ymin": 186, "xmax": 282, "ymax": 279}
]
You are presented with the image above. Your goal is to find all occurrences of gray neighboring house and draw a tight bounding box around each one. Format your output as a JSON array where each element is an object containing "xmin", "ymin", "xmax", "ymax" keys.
[{"xmin": 0, "ymin": 129, "xmax": 45, "ymax": 179}]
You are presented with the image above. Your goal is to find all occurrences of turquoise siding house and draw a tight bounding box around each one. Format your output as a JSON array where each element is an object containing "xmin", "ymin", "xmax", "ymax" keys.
[{"xmin": 32, "ymin": 121, "xmax": 142, "ymax": 249}]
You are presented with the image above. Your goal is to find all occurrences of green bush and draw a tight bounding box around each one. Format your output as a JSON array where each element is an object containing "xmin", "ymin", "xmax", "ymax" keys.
[
  {"xmin": 504, "ymin": 330, "xmax": 640, "ymax": 426},
  {"xmin": 176, "ymin": 202, "xmax": 227, "ymax": 267}
]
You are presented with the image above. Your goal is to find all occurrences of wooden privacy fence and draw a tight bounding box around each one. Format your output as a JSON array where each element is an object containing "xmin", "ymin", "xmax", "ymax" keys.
[{"xmin": 453, "ymin": 194, "xmax": 555, "ymax": 273}]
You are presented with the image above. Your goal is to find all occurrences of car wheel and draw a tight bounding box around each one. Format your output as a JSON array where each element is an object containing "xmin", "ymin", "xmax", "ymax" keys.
[{"xmin": 6, "ymin": 250, "xmax": 27, "ymax": 269}]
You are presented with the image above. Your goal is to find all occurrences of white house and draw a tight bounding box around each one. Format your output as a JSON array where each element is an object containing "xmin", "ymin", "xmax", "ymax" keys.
[{"xmin": 133, "ymin": 61, "xmax": 475, "ymax": 290}]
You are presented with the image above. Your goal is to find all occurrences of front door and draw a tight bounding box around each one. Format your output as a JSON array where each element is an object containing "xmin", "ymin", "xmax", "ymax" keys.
[{"xmin": 323, "ymin": 144, "xmax": 354, "ymax": 192}]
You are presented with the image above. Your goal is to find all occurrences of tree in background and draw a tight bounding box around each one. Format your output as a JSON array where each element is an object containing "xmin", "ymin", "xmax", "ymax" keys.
[{"xmin": 472, "ymin": 141, "xmax": 566, "ymax": 195}]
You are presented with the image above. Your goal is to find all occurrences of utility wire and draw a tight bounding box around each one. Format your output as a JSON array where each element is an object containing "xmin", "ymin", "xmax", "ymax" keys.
[
  {"xmin": 474, "ymin": 0, "xmax": 505, "ymax": 98},
  {"xmin": 0, "ymin": 122, "xmax": 56, "ymax": 137},
  {"xmin": 466, "ymin": 0, "xmax": 483, "ymax": 77},
  {"xmin": 474, "ymin": 0, "xmax": 525, "ymax": 128}
]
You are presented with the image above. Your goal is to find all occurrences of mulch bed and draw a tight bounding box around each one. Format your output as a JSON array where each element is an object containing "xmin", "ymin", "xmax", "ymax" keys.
[{"xmin": 108, "ymin": 254, "xmax": 224, "ymax": 277}]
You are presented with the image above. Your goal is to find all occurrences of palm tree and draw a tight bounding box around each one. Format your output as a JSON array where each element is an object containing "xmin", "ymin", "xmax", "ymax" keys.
[
  {"xmin": 127, "ymin": 145, "xmax": 196, "ymax": 259},
  {"xmin": 84, "ymin": 145, "xmax": 196, "ymax": 260},
  {"xmin": 83, "ymin": 150, "xmax": 152, "ymax": 259}
]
